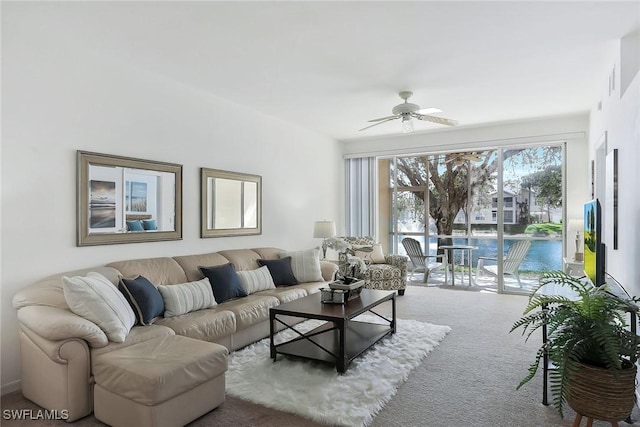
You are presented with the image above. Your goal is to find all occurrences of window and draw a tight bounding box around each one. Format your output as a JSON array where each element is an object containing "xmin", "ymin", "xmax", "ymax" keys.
[
  {"xmin": 378, "ymin": 144, "xmax": 564, "ymax": 294},
  {"xmin": 504, "ymin": 210, "xmax": 514, "ymax": 223}
]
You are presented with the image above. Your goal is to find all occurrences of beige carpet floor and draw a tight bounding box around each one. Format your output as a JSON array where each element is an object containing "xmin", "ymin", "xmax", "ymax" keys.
[{"xmin": 2, "ymin": 283, "xmax": 639, "ymax": 426}]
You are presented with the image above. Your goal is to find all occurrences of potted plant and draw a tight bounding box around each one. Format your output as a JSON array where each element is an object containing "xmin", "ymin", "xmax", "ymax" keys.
[{"xmin": 511, "ymin": 271, "xmax": 640, "ymax": 421}]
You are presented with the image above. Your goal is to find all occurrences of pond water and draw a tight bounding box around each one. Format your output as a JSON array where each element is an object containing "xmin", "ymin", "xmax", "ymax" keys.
[{"xmin": 403, "ymin": 237, "xmax": 563, "ymax": 272}]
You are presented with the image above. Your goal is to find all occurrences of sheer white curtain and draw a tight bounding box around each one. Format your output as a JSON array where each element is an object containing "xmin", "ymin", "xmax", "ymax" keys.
[{"xmin": 345, "ymin": 157, "xmax": 376, "ymax": 238}]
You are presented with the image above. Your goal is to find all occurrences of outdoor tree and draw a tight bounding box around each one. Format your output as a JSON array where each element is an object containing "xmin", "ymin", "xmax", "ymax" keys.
[
  {"xmin": 521, "ymin": 165, "xmax": 562, "ymax": 222},
  {"xmin": 394, "ymin": 147, "xmax": 562, "ymax": 251}
]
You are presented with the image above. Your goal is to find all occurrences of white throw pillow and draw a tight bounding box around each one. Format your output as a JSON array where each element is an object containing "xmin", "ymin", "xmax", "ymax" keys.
[
  {"xmin": 62, "ymin": 272, "xmax": 136, "ymax": 343},
  {"xmin": 237, "ymin": 266, "xmax": 276, "ymax": 294},
  {"xmin": 282, "ymin": 248, "xmax": 323, "ymax": 282},
  {"xmin": 353, "ymin": 244, "xmax": 386, "ymax": 264},
  {"xmin": 157, "ymin": 278, "xmax": 217, "ymax": 318}
]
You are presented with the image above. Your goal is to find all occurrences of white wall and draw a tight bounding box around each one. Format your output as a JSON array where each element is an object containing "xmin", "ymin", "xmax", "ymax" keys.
[
  {"xmin": 1, "ymin": 8, "xmax": 342, "ymax": 393},
  {"xmin": 588, "ymin": 32, "xmax": 640, "ymax": 296}
]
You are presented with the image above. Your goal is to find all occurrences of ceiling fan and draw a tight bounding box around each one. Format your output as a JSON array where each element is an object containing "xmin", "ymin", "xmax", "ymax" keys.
[
  {"xmin": 444, "ymin": 152, "xmax": 484, "ymax": 165},
  {"xmin": 360, "ymin": 91, "xmax": 458, "ymax": 133}
]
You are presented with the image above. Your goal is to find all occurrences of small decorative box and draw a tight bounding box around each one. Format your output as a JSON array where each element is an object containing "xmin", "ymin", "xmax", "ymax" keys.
[{"xmin": 321, "ymin": 288, "xmax": 349, "ymax": 304}]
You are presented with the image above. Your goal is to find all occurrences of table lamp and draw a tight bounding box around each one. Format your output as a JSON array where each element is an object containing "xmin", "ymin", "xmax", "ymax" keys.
[{"xmin": 313, "ymin": 220, "xmax": 336, "ymax": 259}]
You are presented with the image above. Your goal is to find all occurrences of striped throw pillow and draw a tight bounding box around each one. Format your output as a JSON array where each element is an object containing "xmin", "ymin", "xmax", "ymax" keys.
[
  {"xmin": 157, "ymin": 278, "xmax": 217, "ymax": 318},
  {"xmin": 62, "ymin": 272, "xmax": 136, "ymax": 343},
  {"xmin": 282, "ymin": 248, "xmax": 323, "ymax": 282},
  {"xmin": 236, "ymin": 266, "xmax": 276, "ymax": 294}
]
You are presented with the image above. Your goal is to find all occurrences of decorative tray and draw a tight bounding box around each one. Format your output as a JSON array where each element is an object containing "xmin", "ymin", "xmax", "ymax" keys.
[
  {"xmin": 329, "ymin": 279, "xmax": 364, "ymax": 291},
  {"xmin": 322, "ymin": 279, "xmax": 364, "ymax": 304}
]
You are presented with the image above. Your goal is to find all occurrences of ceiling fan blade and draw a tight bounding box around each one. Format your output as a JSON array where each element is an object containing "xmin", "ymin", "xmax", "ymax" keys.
[
  {"xmin": 444, "ymin": 152, "xmax": 483, "ymax": 165},
  {"xmin": 413, "ymin": 113, "xmax": 459, "ymax": 126},
  {"xmin": 359, "ymin": 116, "xmax": 399, "ymax": 131},
  {"xmin": 367, "ymin": 115, "xmax": 398, "ymax": 123},
  {"xmin": 417, "ymin": 107, "xmax": 442, "ymax": 115}
]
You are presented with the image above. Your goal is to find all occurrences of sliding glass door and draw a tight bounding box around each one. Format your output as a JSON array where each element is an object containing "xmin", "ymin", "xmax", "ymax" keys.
[
  {"xmin": 384, "ymin": 144, "xmax": 564, "ymax": 294},
  {"xmin": 498, "ymin": 146, "xmax": 563, "ymax": 292}
]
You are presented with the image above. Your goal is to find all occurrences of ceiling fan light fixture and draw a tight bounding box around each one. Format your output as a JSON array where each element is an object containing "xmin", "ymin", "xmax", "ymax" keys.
[
  {"xmin": 359, "ymin": 91, "xmax": 458, "ymax": 133},
  {"xmin": 401, "ymin": 116, "xmax": 414, "ymax": 133}
]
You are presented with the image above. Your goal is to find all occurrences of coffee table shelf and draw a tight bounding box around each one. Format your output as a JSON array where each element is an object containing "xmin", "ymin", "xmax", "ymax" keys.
[
  {"xmin": 274, "ymin": 320, "xmax": 393, "ymax": 366},
  {"xmin": 270, "ymin": 289, "xmax": 396, "ymax": 373}
]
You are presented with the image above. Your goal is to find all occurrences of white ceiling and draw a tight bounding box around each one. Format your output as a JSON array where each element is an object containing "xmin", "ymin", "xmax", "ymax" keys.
[{"xmin": 14, "ymin": 1, "xmax": 640, "ymax": 141}]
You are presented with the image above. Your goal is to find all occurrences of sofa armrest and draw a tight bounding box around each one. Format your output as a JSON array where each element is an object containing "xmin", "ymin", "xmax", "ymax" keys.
[
  {"xmin": 17, "ymin": 305, "xmax": 109, "ymax": 350},
  {"xmin": 385, "ymin": 254, "xmax": 408, "ymax": 275},
  {"xmin": 320, "ymin": 260, "xmax": 339, "ymax": 281},
  {"xmin": 19, "ymin": 325, "xmax": 93, "ymax": 421}
]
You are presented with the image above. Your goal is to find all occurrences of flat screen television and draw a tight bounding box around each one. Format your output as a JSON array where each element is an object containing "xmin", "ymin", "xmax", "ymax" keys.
[{"xmin": 583, "ymin": 199, "xmax": 606, "ymax": 286}]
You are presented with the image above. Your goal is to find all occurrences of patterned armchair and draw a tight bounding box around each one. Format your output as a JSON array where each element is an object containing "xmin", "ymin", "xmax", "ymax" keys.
[{"xmin": 341, "ymin": 236, "xmax": 408, "ymax": 295}]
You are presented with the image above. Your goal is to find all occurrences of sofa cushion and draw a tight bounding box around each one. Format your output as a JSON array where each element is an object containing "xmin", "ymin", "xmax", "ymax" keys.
[
  {"xmin": 107, "ymin": 257, "xmax": 188, "ymax": 286},
  {"xmin": 158, "ymin": 278, "xmax": 217, "ymax": 318},
  {"xmin": 142, "ymin": 219, "xmax": 157, "ymax": 230},
  {"xmin": 236, "ymin": 266, "xmax": 276, "ymax": 294},
  {"xmin": 258, "ymin": 257, "xmax": 298, "ymax": 286},
  {"xmin": 62, "ymin": 272, "xmax": 136, "ymax": 343},
  {"xmin": 290, "ymin": 281, "xmax": 326, "ymax": 296},
  {"xmin": 126, "ymin": 220, "xmax": 144, "ymax": 231},
  {"xmin": 18, "ymin": 305, "xmax": 109, "ymax": 349},
  {"xmin": 154, "ymin": 308, "xmax": 236, "ymax": 343},
  {"xmin": 200, "ymin": 263, "xmax": 248, "ymax": 303},
  {"xmin": 217, "ymin": 249, "xmax": 263, "ymax": 271},
  {"xmin": 250, "ymin": 247, "xmax": 282, "ymax": 260},
  {"xmin": 353, "ymin": 243, "xmax": 386, "ymax": 264},
  {"xmin": 13, "ymin": 266, "xmax": 122, "ymax": 310},
  {"xmin": 90, "ymin": 324, "xmax": 176, "ymax": 373},
  {"xmin": 173, "ymin": 252, "xmax": 230, "ymax": 282},
  {"xmin": 281, "ymin": 248, "xmax": 323, "ymax": 282},
  {"xmin": 220, "ymin": 295, "xmax": 279, "ymax": 330},
  {"xmin": 254, "ymin": 287, "xmax": 307, "ymax": 304},
  {"xmin": 93, "ymin": 335, "xmax": 228, "ymax": 406},
  {"xmin": 118, "ymin": 275, "xmax": 165, "ymax": 325}
]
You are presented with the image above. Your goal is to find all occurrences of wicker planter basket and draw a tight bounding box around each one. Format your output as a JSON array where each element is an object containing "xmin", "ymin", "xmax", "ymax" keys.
[{"xmin": 567, "ymin": 361, "xmax": 637, "ymax": 422}]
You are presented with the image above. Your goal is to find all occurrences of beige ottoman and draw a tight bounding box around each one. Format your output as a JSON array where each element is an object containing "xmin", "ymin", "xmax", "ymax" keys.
[{"xmin": 93, "ymin": 335, "xmax": 228, "ymax": 427}]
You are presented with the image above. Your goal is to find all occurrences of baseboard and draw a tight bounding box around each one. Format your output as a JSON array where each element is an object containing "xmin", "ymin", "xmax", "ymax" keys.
[{"xmin": 1, "ymin": 379, "xmax": 21, "ymax": 396}]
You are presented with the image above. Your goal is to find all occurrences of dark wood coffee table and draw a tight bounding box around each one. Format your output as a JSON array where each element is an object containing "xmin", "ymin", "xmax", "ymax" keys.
[{"xmin": 269, "ymin": 289, "xmax": 396, "ymax": 373}]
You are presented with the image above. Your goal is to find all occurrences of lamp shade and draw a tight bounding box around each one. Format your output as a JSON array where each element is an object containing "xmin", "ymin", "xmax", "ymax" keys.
[
  {"xmin": 313, "ymin": 221, "xmax": 336, "ymax": 238},
  {"xmin": 568, "ymin": 219, "xmax": 583, "ymax": 233}
]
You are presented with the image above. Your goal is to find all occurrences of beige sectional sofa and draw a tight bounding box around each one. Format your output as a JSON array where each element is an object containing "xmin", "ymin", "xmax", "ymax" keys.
[{"xmin": 12, "ymin": 247, "xmax": 338, "ymax": 424}]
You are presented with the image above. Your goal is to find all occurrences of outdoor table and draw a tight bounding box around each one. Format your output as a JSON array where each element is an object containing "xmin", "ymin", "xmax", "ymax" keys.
[{"xmin": 439, "ymin": 245, "xmax": 478, "ymax": 286}]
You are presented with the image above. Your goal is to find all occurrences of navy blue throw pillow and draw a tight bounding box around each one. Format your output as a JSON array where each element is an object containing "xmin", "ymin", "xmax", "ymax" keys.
[
  {"xmin": 119, "ymin": 275, "xmax": 165, "ymax": 325},
  {"xmin": 257, "ymin": 257, "xmax": 298, "ymax": 286},
  {"xmin": 199, "ymin": 263, "xmax": 248, "ymax": 304}
]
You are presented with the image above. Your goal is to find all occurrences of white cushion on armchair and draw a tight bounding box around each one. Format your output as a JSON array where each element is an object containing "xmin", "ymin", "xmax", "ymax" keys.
[{"xmin": 352, "ymin": 244, "xmax": 386, "ymax": 264}]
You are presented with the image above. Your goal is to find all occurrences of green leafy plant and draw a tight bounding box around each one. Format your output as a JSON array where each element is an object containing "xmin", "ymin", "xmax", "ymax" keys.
[{"xmin": 510, "ymin": 271, "xmax": 640, "ymax": 417}]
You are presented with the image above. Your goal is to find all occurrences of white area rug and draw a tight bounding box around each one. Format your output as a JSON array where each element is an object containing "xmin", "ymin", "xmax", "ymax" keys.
[{"xmin": 226, "ymin": 315, "xmax": 451, "ymax": 427}]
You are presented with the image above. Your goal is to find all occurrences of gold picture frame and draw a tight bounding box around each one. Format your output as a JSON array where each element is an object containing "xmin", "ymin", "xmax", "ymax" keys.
[
  {"xmin": 200, "ymin": 168, "xmax": 262, "ymax": 238},
  {"xmin": 77, "ymin": 151, "xmax": 183, "ymax": 246}
]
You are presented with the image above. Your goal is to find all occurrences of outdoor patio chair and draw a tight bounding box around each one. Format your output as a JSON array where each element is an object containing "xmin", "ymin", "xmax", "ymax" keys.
[
  {"xmin": 475, "ymin": 240, "xmax": 531, "ymax": 287},
  {"xmin": 401, "ymin": 237, "xmax": 448, "ymax": 283}
]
